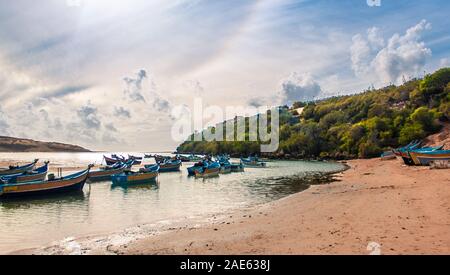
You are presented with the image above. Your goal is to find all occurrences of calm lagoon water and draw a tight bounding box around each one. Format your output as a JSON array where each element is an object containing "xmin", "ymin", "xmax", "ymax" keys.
[{"xmin": 0, "ymin": 152, "xmax": 344, "ymax": 253}]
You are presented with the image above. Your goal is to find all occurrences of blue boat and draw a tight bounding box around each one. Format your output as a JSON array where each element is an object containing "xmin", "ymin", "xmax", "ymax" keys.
[
  {"xmin": 1, "ymin": 161, "xmax": 49, "ymax": 184},
  {"xmin": 187, "ymin": 161, "xmax": 205, "ymax": 176},
  {"xmin": 88, "ymin": 162, "xmax": 129, "ymax": 182},
  {"xmin": 240, "ymin": 157, "xmax": 267, "ymax": 168},
  {"xmin": 111, "ymin": 168, "xmax": 159, "ymax": 187},
  {"xmin": 144, "ymin": 163, "xmax": 160, "ymax": 173},
  {"xmin": 194, "ymin": 161, "xmax": 221, "ymax": 178},
  {"xmin": 0, "ymin": 166, "xmax": 92, "ymax": 198},
  {"xmin": 216, "ymin": 156, "xmax": 232, "ymax": 174},
  {"xmin": 0, "ymin": 159, "xmax": 39, "ymax": 177}
]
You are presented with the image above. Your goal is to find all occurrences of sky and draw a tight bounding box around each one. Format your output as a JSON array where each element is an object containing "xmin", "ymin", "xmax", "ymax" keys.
[{"xmin": 0, "ymin": 0, "xmax": 449, "ymax": 151}]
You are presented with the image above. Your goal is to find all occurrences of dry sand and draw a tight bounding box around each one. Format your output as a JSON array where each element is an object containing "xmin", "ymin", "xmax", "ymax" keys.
[{"xmin": 118, "ymin": 158, "xmax": 449, "ymax": 255}]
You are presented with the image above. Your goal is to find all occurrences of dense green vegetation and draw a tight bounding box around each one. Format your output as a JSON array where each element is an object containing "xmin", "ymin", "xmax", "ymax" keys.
[{"xmin": 177, "ymin": 68, "xmax": 450, "ymax": 159}]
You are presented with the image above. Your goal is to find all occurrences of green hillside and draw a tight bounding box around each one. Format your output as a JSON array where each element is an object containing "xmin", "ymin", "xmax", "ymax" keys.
[{"xmin": 177, "ymin": 68, "xmax": 450, "ymax": 159}]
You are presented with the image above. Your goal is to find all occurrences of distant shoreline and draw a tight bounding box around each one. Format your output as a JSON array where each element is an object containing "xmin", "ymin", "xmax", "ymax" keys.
[{"xmin": 0, "ymin": 136, "xmax": 91, "ymax": 153}]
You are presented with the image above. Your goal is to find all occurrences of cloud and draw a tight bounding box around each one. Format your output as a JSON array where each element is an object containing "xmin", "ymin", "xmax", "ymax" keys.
[
  {"xmin": 123, "ymin": 69, "xmax": 147, "ymax": 102},
  {"xmin": 440, "ymin": 58, "xmax": 450, "ymax": 67},
  {"xmin": 105, "ymin": 122, "xmax": 117, "ymax": 132},
  {"xmin": 114, "ymin": 106, "xmax": 131, "ymax": 118},
  {"xmin": 351, "ymin": 20, "xmax": 432, "ymax": 85},
  {"xmin": 277, "ymin": 72, "xmax": 322, "ymax": 105},
  {"xmin": 0, "ymin": 106, "xmax": 10, "ymax": 135},
  {"xmin": 77, "ymin": 103, "xmax": 101, "ymax": 130}
]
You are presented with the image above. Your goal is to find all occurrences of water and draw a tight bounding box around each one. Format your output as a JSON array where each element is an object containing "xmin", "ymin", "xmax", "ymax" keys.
[{"xmin": 0, "ymin": 152, "xmax": 344, "ymax": 253}]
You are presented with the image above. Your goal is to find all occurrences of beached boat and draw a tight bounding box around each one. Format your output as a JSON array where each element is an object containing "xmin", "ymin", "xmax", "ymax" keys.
[
  {"xmin": 381, "ymin": 151, "xmax": 396, "ymax": 161},
  {"xmin": 194, "ymin": 162, "xmax": 221, "ymax": 178},
  {"xmin": 104, "ymin": 155, "xmax": 122, "ymax": 166},
  {"xmin": 111, "ymin": 169, "xmax": 159, "ymax": 186},
  {"xmin": 0, "ymin": 161, "xmax": 49, "ymax": 184},
  {"xmin": 409, "ymin": 150, "xmax": 450, "ymax": 166},
  {"xmin": 128, "ymin": 155, "xmax": 142, "ymax": 165},
  {"xmin": 158, "ymin": 159, "xmax": 182, "ymax": 172},
  {"xmin": 240, "ymin": 157, "xmax": 267, "ymax": 168},
  {"xmin": 230, "ymin": 162, "xmax": 245, "ymax": 172},
  {"xmin": 88, "ymin": 162, "xmax": 128, "ymax": 182},
  {"xmin": 0, "ymin": 166, "xmax": 92, "ymax": 198},
  {"xmin": 0, "ymin": 159, "xmax": 39, "ymax": 177}
]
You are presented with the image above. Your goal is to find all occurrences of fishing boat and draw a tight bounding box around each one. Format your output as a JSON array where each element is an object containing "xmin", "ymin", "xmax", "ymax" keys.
[
  {"xmin": 88, "ymin": 162, "xmax": 128, "ymax": 182},
  {"xmin": 216, "ymin": 156, "xmax": 232, "ymax": 174},
  {"xmin": 240, "ymin": 157, "xmax": 267, "ymax": 168},
  {"xmin": 104, "ymin": 155, "xmax": 122, "ymax": 166},
  {"xmin": 111, "ymin": 168, "xmax": 159, "ymax": 187},
  {"xmin": 128, "ymin": 155, "xmax": 142, "ymax": 165},
  {"xmin": 0, "ymin": 159, "xmax": 39, "ymax": 176},
  {"xmin": 381, "ymin": 151, "xmax": 396, "ymax": 161},
  {"xmin": 230, "ymin": 162, "xmax": 245, "ymax": 172},
  {"xmin": 188, "ymin": 154, "xmax": 204, "ymax": 162},
  {"xmin": 0, "ymin": 161, "xmax": 49, "ymax": 184},
  {"xmin": 187, "ymin": 161, "xmax": 205, "ymax": 176},
  {"xmin": 144, "ymin": 163, "xmax": 160, "ymax": 173},
  {"xmin": 0, "ymin": 166, "xmax": 92, "ymax": 198},
  {"xmin": 158, "ymin": 159, "xmax": 182, "ymax": 173},
  {"xmin": 194, "ymin": 162, "xmax": 221, "ymax": 178},
  {"xmin": 408, "ymin": 150, "xmax": 450, "ymax": 166}
]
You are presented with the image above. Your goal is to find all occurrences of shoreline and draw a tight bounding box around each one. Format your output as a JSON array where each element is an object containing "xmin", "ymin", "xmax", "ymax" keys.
[{"xmin": 7, "ymin": 158, "xmax": 450, "ymax": 255}]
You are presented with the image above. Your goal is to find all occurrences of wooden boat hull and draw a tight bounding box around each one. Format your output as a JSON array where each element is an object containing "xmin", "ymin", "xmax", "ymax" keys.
[
  {"xmin": 220, "ymin": 166, "xmax": 232, "ymax": 174},
  {"xmin": 195, "ymin": 167, "xmax": 220, "ymax": 178},
  {"xmin": 88, "ymin": 167, "xmax": 125, "ymax": 182},
  {"xmin": 0, "ymin": 169, "xmax": 89, "ymax": 198},
  {"xmin": 111, "ymin": 172, "xmax": 158, "ymax": 186},
  {"xmin": 409, "ymin": 151, "xmax": 450, "ymax": 166},
  {"xmin": 187, "ymin": 166, "xmax": 203, "ymax": 176},
  {"xmin": 159, "ymin": 161, "xmax": 182, "ymax": 173}
]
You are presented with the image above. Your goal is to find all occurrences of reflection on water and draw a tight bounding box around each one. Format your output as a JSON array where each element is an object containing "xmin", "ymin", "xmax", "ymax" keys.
[{"xmin": 0, "ymin": 152, "xmax": 344, "ymax": 253}]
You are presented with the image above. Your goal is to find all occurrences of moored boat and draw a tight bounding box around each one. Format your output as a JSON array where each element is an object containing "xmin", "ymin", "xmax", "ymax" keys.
[
  {"xmin": 0, "ymin": 165, "xmax": 92, "ymax": 198},
  {"xmin": 158, "ymin": 159, "xmax": 182, "ymax": 173},
  {"xmin": 230, "ymin": 162, "xmax": 245, "ymax": 172},
  {"xmin": 240, "ymin": 157, "xmax": 267, "ymax": 168},
  {"xmin": 187, "ymin": 161, "xmax": 205, "ymax": 176},
  {"xmin": 1, "ymin": 161, "xmax": 49, "ymax": 184},
  {"xmin": 111, "ymin": 168, "xmax": 159, "ymax": 186},
  {"xmin": 88, "ymin": 162, "xmax": 128, "ymax": 182},
  {"xmin": 0, "ymin": 159, "xmax": 39, "ymax": 176},
  {"xmin": 194, "ymin": 162, "xmax": 221, "ymax": 178},
  {"xmin": 409, "ymin": 150, "xmax": 450, "ymax": 166}
]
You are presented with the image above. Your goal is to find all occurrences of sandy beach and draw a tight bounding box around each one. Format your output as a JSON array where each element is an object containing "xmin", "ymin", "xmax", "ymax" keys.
[
  {"xmin": 112, "ymin": 158, "xmax": 448, "ymax": 255},
  {"xmin": 13, "ymin": 157, "xmax": 449, "ymax": 255}
]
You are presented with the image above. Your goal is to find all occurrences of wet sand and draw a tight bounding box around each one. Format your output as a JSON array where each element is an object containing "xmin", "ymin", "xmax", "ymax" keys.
[{"xmin": 8, "ymin": 158, "xmax": 450, "ymax": 255}]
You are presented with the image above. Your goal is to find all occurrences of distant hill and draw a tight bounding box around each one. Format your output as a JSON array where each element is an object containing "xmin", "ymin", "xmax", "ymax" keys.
[
  {"xmin": 177, "ymin": 68, "xmax": 450, "ymax": 159},
  {"xmin": 0, "ymin": 136, "xmax": 91, "ymax": 152}
]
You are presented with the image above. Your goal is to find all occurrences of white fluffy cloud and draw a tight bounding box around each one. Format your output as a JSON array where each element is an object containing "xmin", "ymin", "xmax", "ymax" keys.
[
  {"xmin": 351, "ymin": 20, "xmax": 432, "ymax": 85},
  {"xmin": 277, "ymin": 72, "xmax": 322, "ymax": 105}
]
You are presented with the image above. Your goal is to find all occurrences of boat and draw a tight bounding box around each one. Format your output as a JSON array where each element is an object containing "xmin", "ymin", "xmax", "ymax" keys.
[
  {"xmin": 144, "ymin": 163, "xmax": 160, "ymax": 173},
  {"xmin": 111, "ymin": 168, "xmax": 159, "ymax": 186},
  {"xmin": 187, "ymin": 161, "xmax": 206, "ymax": 176},
  {"xmin": 394, "ymin": 142, "xmax": 443, "ymax": 165},
  {"xmin": 88, "ymin": 162, "xmax": 128, "ymax": 182},
  {"xmin": 0, "ymin": 159, "xmax": 39, "ymax": 176},
  {"xmin": 240, "ymin": 157, "xmax": 267, "ymax": 168},
  {"xmin": 230, "ymin": 162, "xmax": 245, "ymax": 172},
  {"xmin": 158, "ymin": 159, "xmax": 182, "ymax": 173},
  {"xmin": 0, "ymin": 161, "xmax": 49, "ymax": 184},
  {"xmin": 188, "ymin": 154, "xmax": 204, "ymax": 162},
  {"xmin": 194, "ymin": 161, "xmax": 221, "ymax": 178},
  {"xmin": 128, "ymin": 155, "xmax": 142, "ymax": 165},
  {"xmin": 381, "ymin": 151, "xmax": 396, "ymax": 161},
  {"xmin": 408, "ymin": 150, "xmax": 450, "ymax": 166},
  {"xmin": 0, "ymin": 166, "xmax": 92, "ymax": 198},
  {"xmin": 104, "ymin": 155, "xmax": 122, "ymax": 166},
  {"xmin": 216, "ymin": 156, "xmax": 232, "ymax": 174}
]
